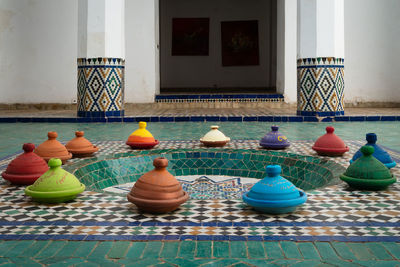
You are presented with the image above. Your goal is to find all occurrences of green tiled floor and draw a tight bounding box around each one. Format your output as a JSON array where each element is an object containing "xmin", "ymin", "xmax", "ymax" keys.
[
  {"xmin": 0, "ymin": 241, "xmax": 399, "ymax": 266},
  {"xmin": 1, "ymin": 121, "xmax": 400, "ymax": 158}
]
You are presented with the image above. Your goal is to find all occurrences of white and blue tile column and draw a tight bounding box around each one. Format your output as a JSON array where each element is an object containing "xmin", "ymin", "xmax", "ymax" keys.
[
  {"xmin": 77, "ymin": 0, "xmax": 125, "ymax": 118},
  {"xmin": 297, "ymin": 0, "xmax": 345, "ymax": 116}
]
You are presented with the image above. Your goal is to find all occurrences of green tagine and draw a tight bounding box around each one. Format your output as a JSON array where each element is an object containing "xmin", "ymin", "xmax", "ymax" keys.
[
  {"xmin": 340, "ymin": 146, "xmax": 396, "ymax": 190},
  {"xmin": 25, "ymin": 158, "xmax": 85, "ymax": 203}
]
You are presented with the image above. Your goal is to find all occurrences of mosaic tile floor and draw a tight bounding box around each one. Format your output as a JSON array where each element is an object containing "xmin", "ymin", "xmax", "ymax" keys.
[{"xmin": 0, "ymin": 140, "xmax": 399, "ymax": 244}]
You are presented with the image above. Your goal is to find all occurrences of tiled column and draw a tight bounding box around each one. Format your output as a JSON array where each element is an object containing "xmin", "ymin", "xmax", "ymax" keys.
[
  {"xmin": 297, "ymin": 0, "xmax": 345, "ymax": 116},
  {"xmin": 77, "ymin": 0, "xmax": 125, "ymax": 118}
]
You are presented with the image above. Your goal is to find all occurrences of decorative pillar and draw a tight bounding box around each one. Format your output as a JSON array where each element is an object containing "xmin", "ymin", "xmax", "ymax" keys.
[
  {"xmin": 297, "ymin": 0, "xmax": 344, "ymax": 116},
  {"xmin": 77, "ymin": 0, "xmax": 125, "ymax": 117}
]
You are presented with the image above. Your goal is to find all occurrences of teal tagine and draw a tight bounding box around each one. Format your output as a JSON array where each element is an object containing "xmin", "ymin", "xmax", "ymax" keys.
[{"xmin": 242, "ymin": 165, "xmax": 307, "ymax": 214}]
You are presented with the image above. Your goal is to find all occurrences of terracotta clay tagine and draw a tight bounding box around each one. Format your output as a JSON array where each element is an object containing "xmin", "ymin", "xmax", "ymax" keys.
[
  {"xmin": 350, "ymin": 133, "xmax": 396, "ymax": 169},
  {"xmin": 127, "ymin": 157, "xmax": 189, "ymax": 213},
  {"xmin": 65, "ymin": 131, "xmax": 99, "ymax": 157},
  {"xmin": 242, "ymin": 165, "xmax": 307, "ymax": 214},
  {"xmin": 341, "ymin": 146, "xmax": 396, "ymax": 190},
  {"xmin": 126, "ymin": 122, "xmax": 159, "ymax": 149},
  {"xmin": 34, "ymin": 132, "xmax": 72, "ymax": 164},
  {"xmin": 25, "ymin": 158, "xmax": 85, "ymax": 203},
  {"xmin": 200, "ymin": 126, "xmax": 230, "ymax": 147},
  {"xmin": 259, "ymin": 125, "xmax": 290, "ymax": 150},
  {"xmin": 312, "ymin": 126, "xmax": 349, "ymax": 156},
  {"xmin": 2, "ymin": 143, "xmax": 49, "ymax": 185}
]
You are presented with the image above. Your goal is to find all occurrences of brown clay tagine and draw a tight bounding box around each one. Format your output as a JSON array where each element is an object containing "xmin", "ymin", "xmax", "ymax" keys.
[
  {"xmin": 34, "ymin": 132, "xmax": 72, "ymax": 164},
  {"xmin": 127, "ymin": 157, "xmax": 189, "ymax": 213},
  {"xmin": 65, "ymin": 131, "xmax": 99, "ymax": 157}
]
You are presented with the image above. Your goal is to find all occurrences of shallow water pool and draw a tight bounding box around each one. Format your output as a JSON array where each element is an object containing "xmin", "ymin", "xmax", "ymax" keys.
[{"xmin": 0, "ymin": 121, "xmax": 399, "ymax": 157}]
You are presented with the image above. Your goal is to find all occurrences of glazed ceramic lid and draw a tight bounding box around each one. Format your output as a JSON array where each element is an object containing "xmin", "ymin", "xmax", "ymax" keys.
[
  {"xmin": 342, "ymin": 146, "xmax": 394, "ymax": 181},
  {"xmin": 128, "ymin": 157, "xmax": 189, "ymax": 214},
  {"xmin": 247, "ymin": 165, "xmax": 300, "ymax": 201},
  {"xmin": 130, "ymin": 157, "xmax": 185, "ymax": 199},
  {"xmin": 65, "ymin": 131, "xmax": 98, "ymax": 154},
  {"xmin": 34, "ymin": 132, "xmax": 72, "ymax": 161},
  {"xmin": 127, "ymin": 122, "xmax": 156, "ymax": 143},
  {"xmin": 25, "ymin": 158, "xmax": 85, "ymax": 201},
  {"xmin": 200, "ymin": 126, "xmax": 230, "ymax": 142},
  {"xmin": 259, "ymin": 125, "xmax": 290, "ymax": 148},
  {"xmin": 312, "ymin": 126, "xmax": 349, "ymax": 153},
  {"xmin": 351, "ymin": 133, "xmax": 396, "ymax": 168},
  {"xmin": 1, "ymin": 143, "xmax": 49, "ymax": 184}
]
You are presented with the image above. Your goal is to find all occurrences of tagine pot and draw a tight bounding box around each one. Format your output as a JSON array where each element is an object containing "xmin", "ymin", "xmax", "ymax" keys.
[
  {"xmin": 127, "ymin": 157, "xmax": 189, "ymax": 213},
  {"xmin": 312, "ymin": 126, "xmax": 349, "ymax": 156},
  {"xmin": 25, "ymin": 158, "xmax": 85, "ymax": 203},
  {"xmin": 34, "ymin": 132, "xmax": 72, "ymax": 164},
  {"xmin": 126, "ymin": 122, "xmax": 159, "ymax": 149},
  {"xmin": 260, "ymin": 126, "xmax": 290, "ymax": 150},
  {"xmin": 2, "ymin": 143, "xmax": 49, "ymax": 185},
  {"xmin": 65, "ymin": 131, "xmax": 99, "ymax": 157},
  {"xmin": 341, "ymin": 146, "xmax": 396, "ymax": 190},
  {"xmin": 242, "ymin": 165, "xmax": 307, "ymax": 214},
  {"xmin": 200, "ymin": 126, "xmax": 230, "ymax": 147},
  {"xmin": 350, "ymin": 133, "xmax": 396, "ymax": 169}
]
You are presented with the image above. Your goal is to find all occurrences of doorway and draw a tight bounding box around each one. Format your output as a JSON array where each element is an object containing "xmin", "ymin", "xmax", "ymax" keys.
[{"xmin": 159, "ymin": 0, "xmax": 277, "ymax": 94}]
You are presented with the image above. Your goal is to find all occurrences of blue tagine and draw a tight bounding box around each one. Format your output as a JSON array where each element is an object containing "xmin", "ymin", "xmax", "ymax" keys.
[
  {"xmin": 351, "ymin": 133, "xmax": 396, "ymax": 169},
  {"xmin": 242, "ymin": 165, "xmax": 307, "ymax": 214},
  {"xmin": 259, "ymin": 126, "xmax": 290, "ymax": 149}
]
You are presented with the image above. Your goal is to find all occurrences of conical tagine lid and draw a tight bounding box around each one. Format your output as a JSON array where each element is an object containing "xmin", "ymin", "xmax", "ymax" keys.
[
  {"xmin": 2, "ymin": 143, "xmax": 49, "ymax": 185},
  {"xmin": 25, "ymin": 158, "xmax": 85, "ymax": 203},
  {"xmin": 126, "ymin": 122, "xmax": 159, "ymax": 149},
  {"xmin": 65, "ymin": 131, "xmax": 98, "ymax": 156},
  {"xmin": 200, "ymin": 126, "xmax": 230, "ymax": 147},
  {"xmin": 243, "ymin": 165, "xmax": 307, "ymax": 214},
  {"xmin": 351, "ymin": 133, "xmax": 396, "ymax": 169},
  {"xmin": 127, "ymin": 157, "xmax": 188, "ymax": 213},
  {"xmin": 259, "ymin": 125, "xmax": 290, "ymax": 149},
  {"xmin": 341, "ymin": 146, "xmax": 396, "ymax": 190},
  {"xmin": 312, "ymin": 126, "xmax": 349, "ymax": 156},
  {"xmin": 34, "ymin": 132, "xmax": 72, "ymax": 163}
]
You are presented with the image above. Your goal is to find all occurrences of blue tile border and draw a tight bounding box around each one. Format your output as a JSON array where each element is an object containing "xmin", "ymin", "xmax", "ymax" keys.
[
  {"xmin": 3, "ymin": 220, "xmax": 400, "ymax": 227},
  {"xmin": 0, "ymin": 234, "xmax": 399, "ymax": 242},
  {"xmin": 155, "ymin": 94, "xmax": 284, "ymax": 101},
  {"xmin": 0, "ymin": 115, "xmax": 399, "ymax": 123},
  {"xmin": 298, "ymin": 111, "xmax": 345, "ymax": 116}
]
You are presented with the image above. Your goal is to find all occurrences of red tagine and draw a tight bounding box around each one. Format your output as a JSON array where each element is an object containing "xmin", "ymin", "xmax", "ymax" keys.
[
  {"xmin": 312, "ymin": 126, "xmax": 349, "ymax": 156},
  {"xmin": 65, "ymin": 131, "xmax": 99, "ymax": 157},
  {"xmin": 1, "ymin": 143, "xmax": 49, "ymax": 185},
  {"xmin": 34, "ymin": 132, "xmax": 72, "ymax": 164}
]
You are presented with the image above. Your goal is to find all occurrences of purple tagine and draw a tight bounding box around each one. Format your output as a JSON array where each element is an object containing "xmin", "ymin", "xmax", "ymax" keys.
[{"xmin": 260, "ymin": 126, "xmax": 290, "ymax": 150}]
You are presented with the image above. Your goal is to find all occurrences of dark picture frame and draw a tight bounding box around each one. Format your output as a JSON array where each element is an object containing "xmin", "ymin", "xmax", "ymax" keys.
[
  {"xmin": 221, "ymin": 20, "xmax": 260, "ymax": 66},
  {"xmin": 172, "ymin": 18, "xmax": 210, "ymax": 56}
]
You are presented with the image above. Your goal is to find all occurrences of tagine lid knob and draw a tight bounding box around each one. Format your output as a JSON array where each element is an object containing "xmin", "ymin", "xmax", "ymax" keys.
[
  {"xmin": 153, "ymin": 157, "xmax": 168, "ymax": 169},
  {"xmin": 48, "ymin": 131, "xmax": 58, "ymax": 139},
  {"xmin": 23, "ymin": 143, "xmax": 35, "ymax": 153},
  {"xmin": 48, "ymin": 158, "xmax": 62, "ymax": 168}
]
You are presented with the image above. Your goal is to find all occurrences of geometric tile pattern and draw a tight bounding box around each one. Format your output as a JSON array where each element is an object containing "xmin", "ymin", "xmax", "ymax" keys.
[
  {"xmin": 77, "ymin": 58, "xmax": 124, "ymax": 114},
  {"xmin": 0, "ymin": 140, "xmax": 399, "ymax": 241},
  {"xmin": 1, "ymin": 182, "xmax": 400, "ymax": 241},
  {"xmin": 297, "ymin": 57, "xmax": 344, "ymax": 116}
]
